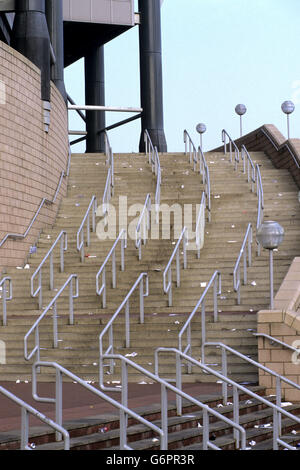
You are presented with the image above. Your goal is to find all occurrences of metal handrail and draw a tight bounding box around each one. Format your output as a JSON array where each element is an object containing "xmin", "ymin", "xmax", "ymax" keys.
[
  {"xmin": 76, "ymin": 196, "xmax": 97, "ymax": 262},
  {"xmin": 144, "ymin": 129, "xmax": 156, "ymax": 172},
  {"xmin": 31, "ymin": 231, "xmax": 68, "ymax": 309},
  {"xmin": 0, "ymin": 385, "xmax": 70, "ymax": 450},
  {"xmin": 155, "ymin": 347, "xmax": 300, "ymax": 450},
  {"xmin": 0, "ymin": 147, "xmax": 71, "ymax": 250},
  {"xmin": 102, "ymin": 149, "xmax": 114, "ymax": 217},
  {"xmin": 198, "ymin": 146, "xmax": 211, "ymax": 222},
  {"xmin": 163, "ymin": 227, "xmax": 188, "ymax": 307},
  {"xmin": 222, "ymin": 129, "xmax": 240, "ymax": 169},
  {"xmin": 183, "ymin": 130, "xmax": 198, "ymax": 172},
  {"xmin": 98, "ymin": 354, "xmax": 246, "ymax": 450},
  {"xmin": 241, "ymin": 145, "xmax": 256, "ymax": 192},
  {"xmin": 32, "ymin": 361, "xmax": 164, "ymax": 451},
  {"xmin": 99, "ymin": 273, "xmax": 149, "ymax": 380},
  {"xmin": 144, "ymin": 131, "xmax": 161, "ymax": 223},
  {"xmin": 254, "ymin": 333, "xmax": 300, "ymax": 353},
  {"xmin": 24, "ymin": 275, "xmax": 79, "ymax": 363},
  {"xmin": 195, "ymin": 192, "xmax": 206, "ymax": 259},
  {"xmin": 256, "ymin": 163, "xmax": 264, "ymax": 256},
  {"xmin": 96, "ymin": 229, "xmax": 127, "ymax": 308},
  {"xmin": 233, "ymin": 223, "xmax": 253, "ymax": 305},
  {"xmin": 154, "ymin": 148, "xmax": 162, "ymax": 223},
  {"xmin": 179, "ymin": 271, "xmax": 222, "ymax": 366},
  {"xmin": 135, "ymin": 194, "xmax": 152, "ymax": 260},
  {"xmin": 0, "ymin": 277, "xmax": 12, "ymax": 327},
  {"xmin": 204, "ymin": 341, "xmax": 300, "ymax": 449}
]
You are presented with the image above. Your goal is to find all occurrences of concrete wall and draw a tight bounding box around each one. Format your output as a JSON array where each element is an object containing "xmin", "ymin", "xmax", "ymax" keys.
[
  {"xmin": 63, "ymin": 0, "xmax": 135, "ymax": 26},
  {"xmin": 0, "ymin": 40, "xmax": 69, "ymax": 270}
]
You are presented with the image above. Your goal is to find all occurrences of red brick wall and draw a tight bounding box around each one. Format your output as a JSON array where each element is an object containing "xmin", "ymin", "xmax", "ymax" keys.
[{"xmin": 0, "ymin": 41, "xmax": 69, "ymax": 269}]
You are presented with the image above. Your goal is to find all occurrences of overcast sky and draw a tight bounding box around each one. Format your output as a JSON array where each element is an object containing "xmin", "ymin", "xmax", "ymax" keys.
[{"xmin": 65, "ymin": 0, "xmax": 300, "ymax": 154}]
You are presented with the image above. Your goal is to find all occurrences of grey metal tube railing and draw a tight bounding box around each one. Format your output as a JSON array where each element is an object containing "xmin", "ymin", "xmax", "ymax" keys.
[
  {"xmin": 135, "ymin": 194, "xmax": 152, "ymax": 260},
  {"xmin": 163, "ymin": 227, "xmax": 188, "ymax": 307},
  {"xmin": 256, "ymin": 163, "xmax": 264, "ymax": 256},
  {"xmin": 198, "ymin": 146, "xmax": 211, "ymax": 222},
  {"xmin": 96, "ymin": 229, "xmax": 127, "ymax": 308},
  {"xmin": 0, "ymin": 385, "xmax": 70, "ymax": 450},
  {"xmin": 31, "ymin": 231, "xmax": 68, "ymax": 309},
  {"xmin": 241, "ymin": 145, "xmax": 256, "ymax": 192},
  {"xmin": 233, "ymin": 223, "xmax": 253, "ymax": 305},
  {"xmin": 24, "ymin": 275, "xmax": 79, "ymax": 363},
  {"xmin": 99, "ymin": 273, "xmax": 149, "ymax": 385},
  {"xmin": 183, "ymin": 130, "xmax": 198, "ymax": 172},
  {"xmin": 76, "ymin": 196, "xmax": 97, "ymax": 262},
  {"xmin": 98, "ymin": 354, "xmax": 246, "ymax": 450},
  {"xmin": 0, "ymin": 147, "xmax": 71, "ymax": 251},
  {"xmin": 203, "ymin": 341, "xmax": 300, "ymax": 449},
  {"xmin": 179, "ymin": 271, "xmax": 222, "ymax": 366},
  {"xmin": 222, "ymin": 129, "xmax": 240, "ymax": 169},
  {"xmin": 32, "ymin": 361, "xmax": 164, "ymax": 450},
  {"xmin": 155, "ymin": 347, "xmax": 300, "ymax": 450},
  {"xmin": 195, "ymin": 192, "xmax": 206, "ymax": 259},
  {"xmin": 0, "ymin": 277, "xmax": 12, "ymax": 327},
  {"xmin": 144, "ymin": 131, "xmax": 161, "ymax": 224},
  {"xmin": 254, "ymin": 333, "xmax": 300, "ymax": 354}
]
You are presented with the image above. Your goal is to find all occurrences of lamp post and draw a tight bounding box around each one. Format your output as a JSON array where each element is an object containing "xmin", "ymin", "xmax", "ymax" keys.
[
  {"xmin": 196, "ymin": 123, "xmax": 207, "ymax": 149},
  {"xmin": 281, "ymin": 101, "xmax": 295, "ymax": 139},
  {"xmin": 235, "ymin": 104, "xmax": 247, "ymax": 137},
  {"xmin": 256, "ymin": 221, "xmax": 284, "ymax": 309}
]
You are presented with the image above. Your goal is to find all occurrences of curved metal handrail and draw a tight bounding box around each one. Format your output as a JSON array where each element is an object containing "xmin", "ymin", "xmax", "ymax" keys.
[
  {"xmin": 135, "ymin": 194, "xmax": 152, "ymax": 260},
  {"xmin": 98, "ymin": 354, "xmax": 246, "ymax": 450},
  {"xmin": 31, "ymin": 231, "xmax": 68, "ymax": 309},
  {"xmin": 183, "ymin": 130, "xmax": 198, "ymax": 172},
  {"xmin": 179, "ymin": 270, "xmax": 222, "ymax": 365},
  {"xmin": 76, "ymin": 196, "xmax": 98, "ymax": 262},
  {"xmin": 0, "ymin": 147, "xmax": 71, "ymax": 250},
  {"xmin": 222, "ymin": 129, "xmax": 240, "ymax": 169},
  {"xmin": 163, "ymin": 227, "xmax": 188, "ymax": 307},
  {"xmin": 99, "ymin": 273, "xmax": 149, "ymax": 378},
  {"xmin": 0, "ymin": 385, "xmax": 70, "ymax": 450},
  {"xmin": 155, "ymin": 346, "xmax": 300, "ymax": 450},
  {"xmin": 96, "ymin": 229, "xmax": 127, "ymax": 308},
  {"xmin": 0, "ymin": 277, "xmax": 12, "ymax": 326},
  {"xmin": 233, "ymin": 223, "xmax": 253, "ymax": 305},
  {"xmin": 24, "ymin": 274, "xmax": 79, "ymax": 363}
]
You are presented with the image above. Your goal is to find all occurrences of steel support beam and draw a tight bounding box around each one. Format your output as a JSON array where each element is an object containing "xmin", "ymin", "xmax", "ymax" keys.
[{"xmin": 138, "ymin": 0, "xmax": 167, "ymax": 153}]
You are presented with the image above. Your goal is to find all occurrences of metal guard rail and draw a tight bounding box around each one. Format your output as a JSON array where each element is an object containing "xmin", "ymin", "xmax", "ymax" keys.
[
  {"xmin": 31, "ymin": 231, "xmax": 68, "ymax": 309},
  {"xmin": 135, "ymin": 194, "xmax": 151, "ymax": 260},
  {"xmin": 154, "ymin": 147, "xmax": 162, "ymax": 223},
  {"xmin": 254, "ymin": 333, "xmax": 300, "ymax": 354},
  {"xmin": 163, "ymin": 227, "xmax": 188, "ymax": 307},
  {"xmin": 256, "ymin": 163, "xmax": 264, "ymax": 256},
  {"xmin": 0, "ymin": 385, "xmax": 70, "ymax": 450},
  {"xmin": 144, "ymin": 129, "xmax": 156, "ymax": 173},
  {"xmin": 99, "ymin": 273, "xmax": 149, "ymax": 379},
  {"xmin": 24, "ymin": 274, "xmax": 79, "ymax": 363},
  {"xmin": 222, "ymin": 129, "xmax": 240, "ymax": 169},
  {"xmin": 179, "ymin": 270, "xmax": 222, "ymax": 367},
  {"xmin": 98, "ymin": 354, "xmax": 246, "ymax": 450},
  {"xmin": 241, "ymin": 145, "xmax": 256, "ymax": 192},
  {"xmin": 195, "ymin": 192, "xmax": 206, "ymax": 259},
  {"xmin": 0, "ymin": 147, "xmax": 71, "ymax": 250},
  {"xmin": 96, "ymin": 229, "xmax": 127, "ymax": 308},
  {"xmin": 198, "ymin": 146, "xmax": 211, "ymax": 222},
  {"xmin": 233, "ymin": 223, "xmax": 253, "ymax": 305},
  {"xmin": 183, "ymin": 130, "xmax": 198, "ymax": 172},
  {"xmin": 155, "ymin": 347, "xmax": 300, "ymax": 450},
  {"xmin": 204, "ymin": 341, "xmax": 300, "ymax": 450},
  {"xmin": 0, "ymin": 277, "xmax": 12, "ymax": 327},
  {"xmin": 32, "ymin": 361, "xmax": 163, "ymax": 451},
  {"xmin": 77, "ymin": 196, "xmax": 97, "ymax": 262}
]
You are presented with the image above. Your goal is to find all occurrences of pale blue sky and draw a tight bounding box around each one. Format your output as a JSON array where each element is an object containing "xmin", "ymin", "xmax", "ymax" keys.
[{"xmin": 65, "ymin": 0, "xmax": 300, "ymax": 154}]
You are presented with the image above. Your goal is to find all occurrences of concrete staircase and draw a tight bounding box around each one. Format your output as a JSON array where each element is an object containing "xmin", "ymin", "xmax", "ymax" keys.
[{"xmin": 1, "ymin": 149, "xmax": 300, "ymax": 386}]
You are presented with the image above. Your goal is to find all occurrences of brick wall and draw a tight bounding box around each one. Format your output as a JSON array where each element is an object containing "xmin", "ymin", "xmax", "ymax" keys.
[
  {"xmin": 0, "ymin": 41, "xmax": 69, "ymax": 269},
  {"xmin": 257, "ymin": 258, "xmax": 300, "ymax": 402}
]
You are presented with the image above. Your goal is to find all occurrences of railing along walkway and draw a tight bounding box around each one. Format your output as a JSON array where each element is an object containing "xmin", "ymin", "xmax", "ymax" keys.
[
  {"xmin": 0, "ymin": 277, "xmax": 12, "ymax": 326},
  {"xmin": 155, "ymin": 347, "xmax": 300, "ymax": 450}
]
